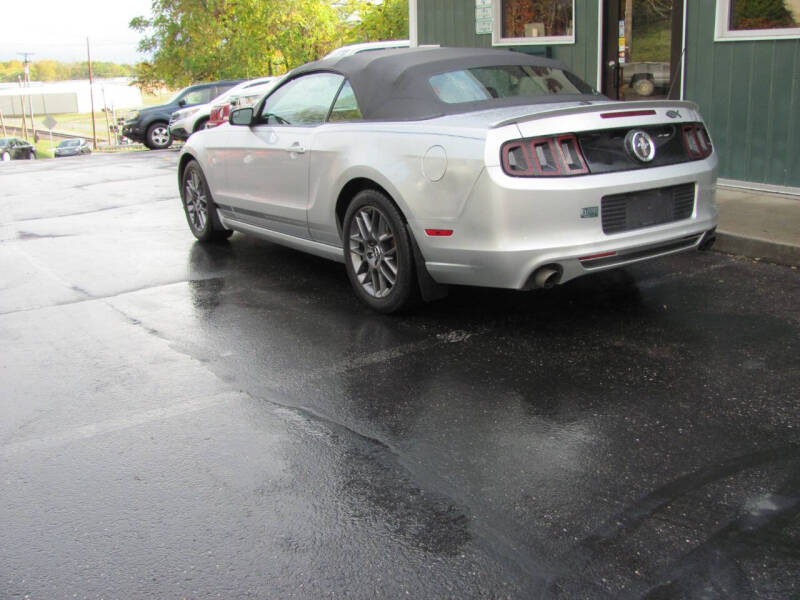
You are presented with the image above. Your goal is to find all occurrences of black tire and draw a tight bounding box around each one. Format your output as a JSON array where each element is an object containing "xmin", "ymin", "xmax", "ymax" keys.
[
  {"xmin": 28, "ymin": 150, "xmax": 36, "ymax": 160},
  {"xmin": 1, "ymin": 151, "xmax": 10, "ymax": 162},
  {"xmin": 342, "ymin": 189, "xmax": 419, "ymax": 313},
  {"xmin": 180, "ymin": 160, "xmax": 233, "ymax": 242},
  {"xmin": 193, "ymin": 117, "xmax": 209, "ymax": 133},
  {"xmin": 145, "ymin": 122, "xmax": 171, "ymax": 150}
]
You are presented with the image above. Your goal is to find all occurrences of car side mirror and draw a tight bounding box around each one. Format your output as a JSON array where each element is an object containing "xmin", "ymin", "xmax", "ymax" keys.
[
  {"xmin": 178, "ymin": 98, "xmax": 187, "ymax": 107},
  {"xmin": 230, "ymin": 107, "xmax": 254, "ymax": 126}
]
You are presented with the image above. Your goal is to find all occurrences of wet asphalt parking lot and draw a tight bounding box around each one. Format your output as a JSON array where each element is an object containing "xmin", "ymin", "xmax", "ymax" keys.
[{"xmin": 1, "ymin": 151, "xmax": 799, "ymax": 599}]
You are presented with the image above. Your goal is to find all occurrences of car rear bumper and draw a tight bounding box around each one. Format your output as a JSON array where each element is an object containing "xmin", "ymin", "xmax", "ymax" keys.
[{"xmin": 416, "ymin": 158, "xmax": 719, "ymax": 290}]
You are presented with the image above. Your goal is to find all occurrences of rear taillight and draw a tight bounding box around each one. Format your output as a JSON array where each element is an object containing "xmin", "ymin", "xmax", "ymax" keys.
[
  {"xmin": 682, "ymin": 123, "xmax": 712, "ymax": 159},
  {"xmin": 501, "ymin": 134, "xmax": 588, "ymax": 177}
]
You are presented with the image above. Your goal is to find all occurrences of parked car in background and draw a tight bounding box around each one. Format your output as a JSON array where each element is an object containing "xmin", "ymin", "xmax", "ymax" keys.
[
  {"xmin": 0, "ymin": 138, "xmax": 36, "ymax": 161},
  {"xmin": 178, "ymin": 47, "xmax": 717, "ymax": 313},
  {"xmin": 207, "ymin": 79, "xmax": 279, "ymax": 129},
  {"xmin": 624, "ymin": 62, "xmax": 671, "ymax": 97},
  {"xmin": 54, "ymin": 138, "xmax": 91, "ymax": 157},
  {"xmin": 170, "ymin": 77, "xmax": 276, "ymax": 140},
  {"xmin": 323, "ymin": 39, "xmax": 410, "ymax": 59},
  {"xmin": 122, "ymin": 80, "xmax": 242, "ymax": 150}
]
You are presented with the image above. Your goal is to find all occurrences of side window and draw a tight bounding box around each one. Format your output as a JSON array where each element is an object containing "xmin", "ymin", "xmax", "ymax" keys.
[
  {"xmin": 181, "ymin": 87, "xmax": 213, "ymax": 106},
  {"xmin": 214, "ymin": 84, "xmax": 235, "ymax": 98},
  {"xmin": 328, "ymin": 81, "xmax": 363, "ymax": 122},
  {"xmin": 259, "ymin": 73, "xmax": 344, "ymax": 126}
]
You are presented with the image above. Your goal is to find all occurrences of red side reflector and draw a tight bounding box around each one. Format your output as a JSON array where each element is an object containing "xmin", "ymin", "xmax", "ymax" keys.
[
  {"xmin": 425, "ymin": 229, "xmax": 453, "ymax": 237},
  {"xmin": 600, "ymin": 110, "xmax": 657, "ymax": 119},
  {"xmin": 579, "ymin": 251, "xmax": 616, "ymax": 261}
]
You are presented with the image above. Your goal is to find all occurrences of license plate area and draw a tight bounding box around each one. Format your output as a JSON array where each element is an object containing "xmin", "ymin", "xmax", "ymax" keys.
[{"xmin": 602, "ymin": 183, "xmax": 695, "ymax": 234}]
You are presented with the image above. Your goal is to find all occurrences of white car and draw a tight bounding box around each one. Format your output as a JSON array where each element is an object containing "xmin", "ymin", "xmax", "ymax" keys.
[
  {"xmin": 207, "ymin": 79, "xmax": 278, "ymax": 129},
  {"xmin": 178, "ymin": 48, "xmax": 717, "ymax": 313},
  {"xmin": 169, "ymin": 77, "xmax": 275, "ymax": 141},
  {"xmin": 323, "ymin": 40, "xmax": 410, "ymax": 59}
]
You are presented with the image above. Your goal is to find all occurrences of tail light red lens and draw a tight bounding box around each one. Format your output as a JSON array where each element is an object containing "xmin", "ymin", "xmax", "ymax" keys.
[
  {"xmin": 682, "ymin": 123, "xmax": 712, "ymax": 159},
  {"xmin": 501, "ymin": 134, "xmax": 589, "ymax": 177}
]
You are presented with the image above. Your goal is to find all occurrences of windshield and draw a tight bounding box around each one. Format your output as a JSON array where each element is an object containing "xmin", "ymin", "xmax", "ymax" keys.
[
  {"xmin": 58, "ymin": 140, "xmax": 81, "ymax": 147},
  {"xmin": 0, "ymin": 138, "xmax": 8, "ymax": 145},
  {"xmin": 429, "ymin": 65, "xmax": 597, "ymax": 104}
]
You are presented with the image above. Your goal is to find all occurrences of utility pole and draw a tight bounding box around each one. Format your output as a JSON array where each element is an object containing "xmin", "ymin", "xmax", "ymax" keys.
[
  {"xmin": 18, "ymin": 52, "xmax": 36, "ymax": 141},
  {"xmin": 87, "ymin": 38, "xmax": 98, "ymax": 150},
  {"xmin": 102, "ymin": 86, "xmax": 111, "ymax": 145},
  {"xmin": 17, "ymin": 75, "xmax": 28, "ymax": 140}
]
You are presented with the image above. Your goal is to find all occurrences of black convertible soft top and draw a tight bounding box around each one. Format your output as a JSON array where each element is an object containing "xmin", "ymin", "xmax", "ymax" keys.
[{"xmin": 287, "ymin": 47, "xmax": 598, "ymax": 121}]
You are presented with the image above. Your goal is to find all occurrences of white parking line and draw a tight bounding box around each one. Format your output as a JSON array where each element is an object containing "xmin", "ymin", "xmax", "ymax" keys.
[{"xmin": 0, "ymin": 392, "xmax": 244, "ymax": 459}]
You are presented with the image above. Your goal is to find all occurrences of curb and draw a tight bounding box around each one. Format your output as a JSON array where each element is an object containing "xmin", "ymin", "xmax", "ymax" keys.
[{"xmin": 713, "ymin": 231, "xmax": 800, "ymax": 267}]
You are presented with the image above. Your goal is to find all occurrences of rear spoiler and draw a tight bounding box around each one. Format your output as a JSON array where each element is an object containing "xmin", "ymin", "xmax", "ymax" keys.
[{"xmin": 490, "ymin": 100, "xmax": 701, "ymax": 129}]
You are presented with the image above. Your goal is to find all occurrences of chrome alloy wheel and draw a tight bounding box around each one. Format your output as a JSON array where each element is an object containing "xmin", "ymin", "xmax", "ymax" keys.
[
  {"xmin": 150, "ymin": 125, "xmax": 170, "ymax": 147},
  {"xmin": 348, "ymin": 206, "xmax": 398, "ymax": 298},
  {"xmin": 184, "ymin": 169, "xmax": 208, "ymax": 232}
]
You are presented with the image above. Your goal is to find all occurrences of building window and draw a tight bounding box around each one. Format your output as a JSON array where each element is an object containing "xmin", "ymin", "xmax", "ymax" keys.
[
  {"xmin": 715, "ymin": 0, "xmax": 800, "ymax": 40},
  {"xmin": 492, "ymin": 0, "xmax": 575, "ymax": 46}
]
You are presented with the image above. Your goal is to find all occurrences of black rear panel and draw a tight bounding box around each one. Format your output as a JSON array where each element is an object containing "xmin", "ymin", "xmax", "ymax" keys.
[
  {"xmin": 602, "ymin": 183, "xmax": 695, "ymax": 234},
  {"xmin": 579, "ymin": 124, "xmax": 692, "ymax": 174}
]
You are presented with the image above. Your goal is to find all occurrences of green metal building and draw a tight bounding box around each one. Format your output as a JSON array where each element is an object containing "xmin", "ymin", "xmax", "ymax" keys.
[{"xmin": 410, "ymin": 0, "xmax": 800, "ymax": 191}]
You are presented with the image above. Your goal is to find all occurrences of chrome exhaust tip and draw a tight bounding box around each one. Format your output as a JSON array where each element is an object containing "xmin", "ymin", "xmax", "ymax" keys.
[{"xmin": 533, "ymin": 265, "xmax": 561, "ymax": 289}]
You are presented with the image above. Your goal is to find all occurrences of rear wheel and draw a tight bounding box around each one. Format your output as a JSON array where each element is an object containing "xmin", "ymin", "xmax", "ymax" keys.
[
  {"xmin": 180, "ymin": 160, "xmax": 233, "ymax": 242},
  {"xmin": 28, "ymin": 150, "xmax": 36, "ymax": 160},
  {"xmin": 145, "ymin": 122, "xmax": 171, "ymax": 150},
  {"xmin": 343, "ymin": 189, "xmax": 419, "ymax": 313}
]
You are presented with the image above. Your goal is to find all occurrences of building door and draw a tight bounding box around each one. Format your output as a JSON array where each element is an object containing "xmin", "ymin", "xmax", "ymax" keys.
[{"xmin": 602, "ymin": 0, "xmax": 684, "ymax": 100}]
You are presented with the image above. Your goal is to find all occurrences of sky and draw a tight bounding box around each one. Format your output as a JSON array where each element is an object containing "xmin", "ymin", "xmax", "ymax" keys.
[{"xmin": 0, "ymin": 0, "xmax": 154, "ymax": 64}]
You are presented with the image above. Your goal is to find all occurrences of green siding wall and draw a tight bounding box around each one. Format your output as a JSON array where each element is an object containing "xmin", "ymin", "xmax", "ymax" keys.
[
  {"xmin": 684, "ymin": 4, "xmax": 800, "ymax": 187},
  {"xmin": 550, "ymin": 1, "xmax": 599, "ymax": 89},
  {"xmin": 419, "ymin": 0, "xmax": 492, "ymax": 48},
  {"xmin": 417, "ymin": 0, "xmax": 600, "ymax": 88}
]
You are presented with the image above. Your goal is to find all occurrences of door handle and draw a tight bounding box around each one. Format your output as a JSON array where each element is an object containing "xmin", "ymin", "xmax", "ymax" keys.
[{"xmin": 287, "ymin": 142, "xmax": 306, "ymax": 155}]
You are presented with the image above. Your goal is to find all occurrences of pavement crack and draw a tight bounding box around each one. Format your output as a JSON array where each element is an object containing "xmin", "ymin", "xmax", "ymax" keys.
[
  {"xmin": 557, "ymin": 444, "xmax": 800, "ymax": 583},
  {"xmin": 0, "ymin": 279, "xmax": 191, "ymax": 317}
]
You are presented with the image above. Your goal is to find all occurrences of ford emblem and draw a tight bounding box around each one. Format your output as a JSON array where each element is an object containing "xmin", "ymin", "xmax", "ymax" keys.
[{"xmin": 625, "ymin": 129, "xmax": 656, "ymax": 163}]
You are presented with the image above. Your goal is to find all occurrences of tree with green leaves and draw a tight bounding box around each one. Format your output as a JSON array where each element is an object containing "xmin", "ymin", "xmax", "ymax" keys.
[
  {"xmin": 130, "ymin": 0, "xmax": 343, "ymax": 88},
  {"xmin": 344, "ymin": 0, "xmax": 408, "ymax": 43}
]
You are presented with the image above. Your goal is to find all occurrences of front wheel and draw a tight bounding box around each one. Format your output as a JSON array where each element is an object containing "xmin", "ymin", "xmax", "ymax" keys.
[
  {"xmin": 180, "ymin": 160, "xmax": 233, "ymax": 242},
  {"xmin": 145, "ymin": 122, "xmax": 171, "ymax": 150},
  {"xmin": 1, "ymin": 151, "xmax": 10, "ymax": 161},
  {"xmin": 193, "ymin": 117, "xmax": 209, "ymax": 133},
  {"xmin": 342, "ymin": 189, "xmax": 419, "ymax": 313}
]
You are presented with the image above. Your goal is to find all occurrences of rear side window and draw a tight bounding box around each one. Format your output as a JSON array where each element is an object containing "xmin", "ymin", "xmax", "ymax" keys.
[
  {"xmin": 181, "ymin": 87, "xmax": 214, "ymax": 106},
  {"xmin": 429, "ymin": 65, "xmax": 595, "ymax": 104},
  {"xmin": 328, "ymin": 81, "xmax": 363, "ymax": 122}
]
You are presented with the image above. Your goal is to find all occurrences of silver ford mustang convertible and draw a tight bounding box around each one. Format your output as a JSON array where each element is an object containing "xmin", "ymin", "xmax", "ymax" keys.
[{"xmin": 178, "ymin": 47, "xmax": 717, "ymax": 313}]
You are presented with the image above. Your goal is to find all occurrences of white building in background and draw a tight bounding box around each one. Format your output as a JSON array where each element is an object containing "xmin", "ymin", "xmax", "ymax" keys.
[{"xmin": 0, "ymin": 78, "xmax": 142, "ymax": 116}]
